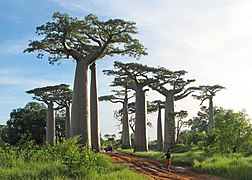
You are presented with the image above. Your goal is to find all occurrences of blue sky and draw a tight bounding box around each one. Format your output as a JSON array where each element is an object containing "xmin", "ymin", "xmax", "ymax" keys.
[{"xmin": 1, "ymin": 0, "xmax": 252, "ymax": 140}]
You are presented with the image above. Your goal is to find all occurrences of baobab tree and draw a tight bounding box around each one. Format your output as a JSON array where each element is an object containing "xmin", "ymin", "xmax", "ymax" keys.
[
  {"xmin": 141, "ymin": 66, "xmax": 196, "ymax": 150},
  {"xmin": 26, "ymin": 84, "xmax": 72, "ymax": 145},
  {"xmin": 173, "ymin": 110, "xmax": 188, "ymax": 144},
  {"xmin": 90, "ymin": 62, "xmax": 100, "ymax": 151},
  {"xmin": 53, "ymin": 85, "xmax": 72, "ymax": 139},
  {"xmin": 148, "ymin": 100, "xmax": 165, "ymax": 151},
  {"xmin": 103, "ymin": 61, "xmax": 153, "ymax": 151},
  {"xmin": 107, "ymin": 62, "xmax": 196, "ymax": 150},
  {"xmin": 24, "ymin": 12, "xmax": 147, "ymax": 145},
  {"xmin": 114, "ymin": 101, "xmax": 154, "ymax": 134},
  {"xmin": 192, "ymin": 85, "xmax": 225, "ymax": 132},
  {"xmin": 99, "ymin": 88, "xmax": 133, "ymax": 149}
]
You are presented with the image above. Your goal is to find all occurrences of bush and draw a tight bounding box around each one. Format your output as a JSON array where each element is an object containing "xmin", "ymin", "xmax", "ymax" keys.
[{"xmin": 0, "ymin": 137, "xmax": 147, "ymax": 179}]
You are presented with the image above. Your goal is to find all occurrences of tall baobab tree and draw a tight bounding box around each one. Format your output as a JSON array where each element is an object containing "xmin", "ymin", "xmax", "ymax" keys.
[
  {"xmin": 99, "ymin": 88, "xmax": 133, "ymax": 149},
  {"xmin": 24, "ymin": 12, "xmax": 147, "ymax": 145},
  {"xmin": 193, "ymin": 85, "xmax": 225, "ymax": 132},
  {"xmin": 141, "ymin": 67, "xmax": 196, "ymax": 150},
  {"xmin": 103, "ymin": 61, "xmax": 153, "ymax": 151},
  {"xmin": 26, "ymin": 84, "xmax": 72, "ymax": 145}
]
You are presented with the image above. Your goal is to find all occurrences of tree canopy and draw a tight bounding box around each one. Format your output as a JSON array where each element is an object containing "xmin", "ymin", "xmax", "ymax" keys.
[
  {"xmin": 24, "ymin": 12, "xmax": 147, "ymax": 64},
  {"xmin": 1, "ymin": 102, "xmax": 46, "ymax": 145}
]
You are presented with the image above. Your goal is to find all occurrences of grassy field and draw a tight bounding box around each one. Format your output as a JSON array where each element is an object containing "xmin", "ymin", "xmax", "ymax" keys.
[{"xmin": 120, "ymin": 149, "xmax": 252, "ymax": 180}]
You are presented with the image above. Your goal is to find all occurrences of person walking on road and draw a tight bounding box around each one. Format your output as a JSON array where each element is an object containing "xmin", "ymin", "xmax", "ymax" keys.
[{"xmin": 162, "ymin": 149, "xmax": 171, "ymax": 172}]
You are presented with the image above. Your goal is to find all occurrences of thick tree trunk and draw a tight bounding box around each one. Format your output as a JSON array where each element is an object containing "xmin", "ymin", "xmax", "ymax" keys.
[
  {"xmin": 46, "ymin": 101, "xmax": 55, "ymax": 145},
  {"xmin": 134, "ymin": 85, "xmax": 148, "ymax": 152},
  {"xmin": 71, "ymin": 60, "xmax": 91, "ymax": 147},
  {"xmin": 90, "ymin": 63, "xmax": 100, "ymax": 151},
  {"xmin": 157, "ymin": 105, "xmax": 163, "ymax": 151},
  {"xmin": 164, "ymin": 92, "xmax": 175, "ymax": 150},
  {"xmin": 65, "ymin": 102, "xmax": 71, "ymax": 139},
  {"xmin": 207, "ymin": 98, "xmax": 214, "ymax": 132},
  {"xmin": 122, "ymin": 96, "xmax": 131, "ymax": 149}
]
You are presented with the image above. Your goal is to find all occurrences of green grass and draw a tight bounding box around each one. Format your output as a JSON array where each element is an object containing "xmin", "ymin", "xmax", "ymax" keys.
[
  {"xmin": 0, "ymin": 138, "xmax": 148, "ymax": 180},
  {"xmin": 194, "ymin": 155, "xmax": 252, "ymax": 180},
  {"xmin": 119, "ymin": 148, "xmax": 207, "ymax": 167},
  {"xmin": 119, "ymin": 149, "xmax": 252, "ymax": 180}
]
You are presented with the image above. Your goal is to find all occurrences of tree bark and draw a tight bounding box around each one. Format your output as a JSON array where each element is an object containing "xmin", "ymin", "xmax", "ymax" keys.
[
  {"xmin": 122, "ymin": 94, "xmax": 131, "ymax": 149},
  {"xmin": 157, "ymin": 105, "xmax": 163, "ymax": 151},
  {"xmin": 134, "ymin": 85, "xmax": 148, "ymax": 152},
  {"xmin": 65, "ymin": 102, "xmax": 71, "ymax": 139},
  {"xmin": 46, "ymin": 101, "xmax": 55, "ymax": 145},
  {"xmin": 70, "ymin": 60, "xmax": 91, "ymax": 147},
  {"xmin": 164, "ymin": 92, "xmax": 175, "ymax": 150},
  {"xmin": 207, "ymin": 97, "xmax": 214, "ymax": 132},
  {"xmin": 90, "ymin": 62, "xmax": 100, "ymax": 151}
]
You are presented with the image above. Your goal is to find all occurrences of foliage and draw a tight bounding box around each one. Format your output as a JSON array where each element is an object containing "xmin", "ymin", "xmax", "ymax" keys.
[
  {"xmin": 192, "ymin": 85, "xmax": 226, "ymax": 105},
  {"xmin": 120, "ymin": 149, "xmax": 252, "ymax": 179},
  {"xmin": 26, "ymin": 84, "xmax": 72, "ymax": 108},
  {"xmin": 187, "ymin": 106, "xmax": 209, "ymax": 132},
  {"xmin": 179, "ymin": 130, "xmax": 207, "ymax": 146},
  {"xmin": 1, "ymin": 102, "xmax": 46, "ymax": 145},
  {"xmin": 194, "ymin": 154, "xmax": 252, "ymax": 180},
  {"xmin": 24, "ymin": 12, "xmax": 147, "ymax": 64},
  {"xmin": 55, "ymin": 109, "xmax": 66, "ymax": 143},
  {"xmin": 204, "ymin": 109, "xmax": 252, "ymax": 155},
  {"xmin": 0, "ymin": 137, "xmax": 147, "ymax": 179}
]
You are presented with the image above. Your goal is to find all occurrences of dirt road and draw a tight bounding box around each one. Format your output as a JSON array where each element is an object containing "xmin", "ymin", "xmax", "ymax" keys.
[{"xmin": 108, "ymin": 151, "xmax": 220, "ymax": 180}]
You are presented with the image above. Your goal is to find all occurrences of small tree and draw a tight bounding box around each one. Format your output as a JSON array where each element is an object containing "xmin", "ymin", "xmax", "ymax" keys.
[{"xmin": 173, "ymin": 110, "xmax": 188, "ymax": 144}]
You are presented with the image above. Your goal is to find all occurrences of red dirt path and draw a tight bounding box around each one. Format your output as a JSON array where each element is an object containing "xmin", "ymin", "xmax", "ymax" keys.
[{"xmin": 107, "ymin": 151, "xmax": 221, "ymax": 180}]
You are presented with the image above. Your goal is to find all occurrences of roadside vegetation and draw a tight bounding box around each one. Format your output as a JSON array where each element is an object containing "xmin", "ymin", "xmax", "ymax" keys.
[
  {"xmin": 120, "ymin": 148, "xmax": 252, "ymax": 180},
  {"xmin": 0, "ymin": 137, "xmax": 147, "ymax": 180},
  {"xmin": 119, "ymin": 107, "xmax": 252, "ymax": 180}
]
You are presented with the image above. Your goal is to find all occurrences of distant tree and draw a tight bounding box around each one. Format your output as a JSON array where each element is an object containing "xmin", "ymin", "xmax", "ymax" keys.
[
  {"xmin": 26, "ymin": 84, "xmax": 72, "ymax": 145},
  {"xmin": 181, "ymin": 106, "xmax": 223, "ymax": 146},
  {"xmin": 99, "ymin": 88, "xmax": 134, "ymax": 149},
  {"xmin": 103, "ymin": 61, "xmax": 153, "ymax": 152},
  {"xmin": 1, "ymin": 102, "xmax": 46, "ymax": 145},
  {"xmin": 143, "ymin": 66, "xmax": 196, "ymax": 150},
  {"xmin": 114, "ymin": 101, "xmax": 153, "ymax": 133},
  {"xmin": 188, "ymin": 106, "xmax": 209, "ymax": 132},
  {"xmin": 173, "ymin": 110, "xmax": 188, "ymax": 144},
  {"xmin": 110, "ymin": 134, "xmax": 116, "ymax": 141},
  {"xmin": 208, "ymin": 109, "xmax": 252, "ymax": 154},
  {"xmin": 55, "ymin": 109, "xmax": 66, "ymax": 143},
  {"xmin": 148, "ymin": 100, "xmax": 165, "ymax": 151},
  {"xmin": 193, "ymin": 85, "xmax": 225, "ymax": 132},
  {"xmin": 53, "ymin": 85, "xmax": 72, "ymax": 139},
  {"xmin": 103, "ymin": 134, "xmax": 111, "ymax": 141},
  {"xmin": 24, "ymin": 12, "xmax": 147, "ymax": 145}
]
